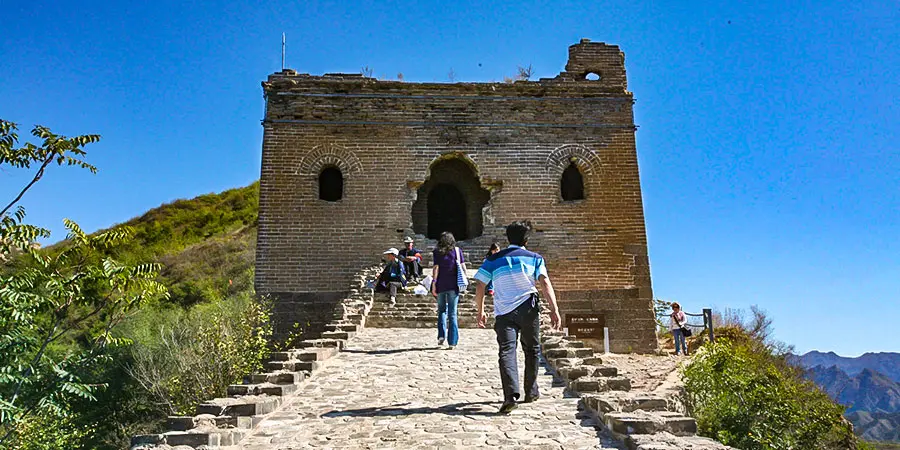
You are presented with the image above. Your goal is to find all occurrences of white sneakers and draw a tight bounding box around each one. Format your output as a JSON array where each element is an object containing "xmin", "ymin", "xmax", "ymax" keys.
[{"xmin": 389, "ymin": 296, "xmax": 396, "ymax": 306}]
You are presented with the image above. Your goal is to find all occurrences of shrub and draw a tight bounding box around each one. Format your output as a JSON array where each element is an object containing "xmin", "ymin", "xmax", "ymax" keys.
[
  {"xmin": 123, "ymin": 292, "xmax": 272, "ymax": 415},
  {"xmin": 682, "ymin": 335, "xmax": 860, "ymax": 449}
]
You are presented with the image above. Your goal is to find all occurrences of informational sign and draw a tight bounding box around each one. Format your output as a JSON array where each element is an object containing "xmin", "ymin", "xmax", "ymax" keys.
[{"xmin": 565, "ymin": 314, "xmax": 606, "ymax": 338}]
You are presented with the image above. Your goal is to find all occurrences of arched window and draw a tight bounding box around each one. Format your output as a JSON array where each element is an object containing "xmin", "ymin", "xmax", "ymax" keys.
[
  {"xmin": 560, "ymin": 163, "xmax": 585, "ymax": 201},
  {"xmin": 318, "ymin": 166, "xmax": 343, "ymax": 201}
]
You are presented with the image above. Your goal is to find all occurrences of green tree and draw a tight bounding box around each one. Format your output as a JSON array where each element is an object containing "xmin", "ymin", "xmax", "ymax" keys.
[{"xmin": 0, "ymin": 120, "xmax": 166, "ymax": 445}]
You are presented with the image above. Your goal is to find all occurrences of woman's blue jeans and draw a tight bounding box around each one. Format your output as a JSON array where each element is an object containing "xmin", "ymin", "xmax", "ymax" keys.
[
  {"xmin": 673, "ymin": 328, "xmax": 688, "ymax": 355},
  {"xmin": 437, "ymin": 291, "xmax": 460, "ymax": 346}
]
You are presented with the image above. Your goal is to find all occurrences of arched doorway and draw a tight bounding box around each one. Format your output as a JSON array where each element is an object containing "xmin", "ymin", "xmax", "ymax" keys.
[
  {"xmin": 428, "ymin": 184, "xmax": 467, "ymax": 239},
  {"xmin": 412, "ymin": 157, "xmax": 490, "ymax": 241}
]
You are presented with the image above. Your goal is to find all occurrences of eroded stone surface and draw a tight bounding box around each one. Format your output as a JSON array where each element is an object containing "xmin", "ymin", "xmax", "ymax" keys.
[{"xmin": 238, "ymin": 328, "xmax": 623, "ymax": 449}]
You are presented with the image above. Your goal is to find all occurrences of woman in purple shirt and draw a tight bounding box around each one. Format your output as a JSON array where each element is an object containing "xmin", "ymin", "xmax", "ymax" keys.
[{"xmin": 431, "ymin": 232, "xmax": 464, "ymax": 349}]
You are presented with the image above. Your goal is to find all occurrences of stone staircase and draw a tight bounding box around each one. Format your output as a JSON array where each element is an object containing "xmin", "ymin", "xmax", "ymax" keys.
[
  {"xmin": 132, "ymin": 263, "xmax": 735, "ymax": 450},
  {"xmin": 364, "ymin": 267, "xmax": 497, "ymax": 329},
  {"xmin": 131, "ymin": 337, "xmax": 353, "ymax": 448},
  {"xmin": 538, "ymin": 311, "xmax": 736, "ymax": 450},
  {"xmin": 365, "ymin": 290, "xmax": 495, "ymax": 328},
  {"xmin": 130, "ymin": 268, "xmax": 380, "ymax": 449}
]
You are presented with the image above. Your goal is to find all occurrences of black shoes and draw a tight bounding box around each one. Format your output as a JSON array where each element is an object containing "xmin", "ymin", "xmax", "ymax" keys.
[
  {"xmin": 499, "ymin": 393, "xmax": 539, "ymax": 413},
  {"xmin": 498, "ymin": 401, "xmax": 518, "ymax": 414}
]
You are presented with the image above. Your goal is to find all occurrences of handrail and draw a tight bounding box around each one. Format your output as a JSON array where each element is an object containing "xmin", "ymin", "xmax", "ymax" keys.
[{"xmin": 679, "ymin": 308, "xmax": 716, "ymax": 342}]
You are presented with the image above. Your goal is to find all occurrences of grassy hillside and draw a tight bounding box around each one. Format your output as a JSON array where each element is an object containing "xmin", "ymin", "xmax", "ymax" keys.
[{"xmin": 109, "ymin": 182, "xmax": 259, "ymax": 306}]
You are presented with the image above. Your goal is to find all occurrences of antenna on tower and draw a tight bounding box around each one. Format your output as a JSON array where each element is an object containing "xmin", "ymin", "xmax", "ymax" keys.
[{"xmin": 281, "ymin": 32, "xmax": 286, "ymax": 71}]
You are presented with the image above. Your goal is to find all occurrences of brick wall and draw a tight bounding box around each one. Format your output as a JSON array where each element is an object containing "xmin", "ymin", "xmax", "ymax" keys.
[{"xmin": 256, "ymin": 40, "xmax": 659, "ymax": 352}]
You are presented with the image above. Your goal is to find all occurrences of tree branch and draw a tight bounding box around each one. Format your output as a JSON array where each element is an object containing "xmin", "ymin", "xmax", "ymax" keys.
[{"xmin": 0, "ymin": 153, "xmax": 54, "ymax": 219}]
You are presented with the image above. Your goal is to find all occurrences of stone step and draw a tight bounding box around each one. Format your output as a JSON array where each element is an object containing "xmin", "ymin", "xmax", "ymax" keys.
[
  {"xmin": 656, "ymin": 412, "xmax": 699, "ymax": 436},
  {"xmin": 548, "ymin": 357, "xmax": 583, "ymax": 368},
  {"xmin": 591, "ymin": 365, "xmax": 619, "ymax": 377},
  {"xmin": 365, "ymin": 314, "xmax": 487, "ymax": 321},
  {"xmin": 369, "ymin": 304, "xmax": 485, "ymax": 310},
  {"xmin": 365, "ymin": 323, "xmax": 488, "ymax": 329},
  {"xmin": 325, "ymin": 323, "xmax": 359, "ymax": 332},
  {"xmin": 266, "ymin": 360, "xmax": 320, "ymax": 372},
  {"xmin": 605, "ymin": 411, "xmax": 697, "ymax": 438},
  {"xmin": 364, "ymin": 319, "xmax": 490, "ymax": 327},
  {"xmin": 320, "ymin": 330, "xmax": 356, "ymax": 340},
  {"xmin": 542, "ymin": 340, "xmax": 586, "ymax": 350},
  {"xmin": 249, "ymin": 370, "xmax": 307, "ymax": 385},
  {"xmin": 227, "ymin": 382, "xmax": 299, "ymax": 396},
  {"xmin": 625, "ymin": 433, "xmax": 734, "ymax": 450},
  {"xmin": 582, "ymin": 394, "xmax": 671, "ymax": 414},
  {"xmin": 558, "ymin": 364, "xmax": 618, "ymax": 381},
  {"xmin": 269, "ymin": 347, "xmax": 338, "ymax": 362},
  {"xmin": 558, "ymin": 366, "xmax": 592, "ymax": 381},
  {"xmin": 196, "ymin": 396, "xmax": 282, "ymax": 417},
  {"xmin": 367, "ymin": 307, "xmax": 486, "ymax": 313},
  {"xmin": 161, "ymin": 428, "xmax": 250, "ymax": 447},
  {"xmin": 544, "ymin": 347, "xmax": 595, "ymax": 359},
  {"xmin": 570, "ymin": 376, "xmax": 631, "ymax": 393},
  {"xmin": 297, "ymin": 338, "xmax": 345, "ymax": 349},
  {"xmin": 166, "ymin": 414, "xmax": 251, "ymax": 432}
]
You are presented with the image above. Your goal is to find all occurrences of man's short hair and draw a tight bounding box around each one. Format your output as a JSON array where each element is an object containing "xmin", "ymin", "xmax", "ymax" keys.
[{"xmin": 506, "ymin": 220, "xmax": 533, "ymax": 246}]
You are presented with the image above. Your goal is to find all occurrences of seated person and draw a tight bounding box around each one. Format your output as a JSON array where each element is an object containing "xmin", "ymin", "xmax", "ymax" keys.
[
  {"xmin": 399, "ymin": 237, "xmax": 423, "ymax": 282},
  {"xmin": 375, "ymin": 248, "xmax": 406, "ymax": 305}
]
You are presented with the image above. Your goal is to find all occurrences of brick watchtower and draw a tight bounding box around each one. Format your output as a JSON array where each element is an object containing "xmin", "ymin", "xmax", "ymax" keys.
[{"xmin": 256, "ymin": 39, "xmax": 658, "ymax": 353}]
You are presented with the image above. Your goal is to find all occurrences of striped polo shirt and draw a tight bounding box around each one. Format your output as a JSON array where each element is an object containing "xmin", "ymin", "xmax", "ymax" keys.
[{"xmin": 474, "ymin": 245, "xmax": 548, "ymax": 317}]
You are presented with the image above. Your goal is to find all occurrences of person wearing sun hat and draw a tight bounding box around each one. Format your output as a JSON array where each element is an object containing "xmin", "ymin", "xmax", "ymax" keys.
[
  {"xmin": 398, "ymin": 236, "xmax": 423, "ymax": 283},
  {"xmin": 375, "ymin": 247, "xmax": 406, "ymax": 305}
]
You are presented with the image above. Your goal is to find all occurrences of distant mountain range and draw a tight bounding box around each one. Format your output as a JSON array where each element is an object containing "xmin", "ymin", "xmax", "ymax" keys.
[
  {"xmin": 792, "ymin": 351, "xmax": 900, "ymax": 443},
  {"xmin": 791, "ymin": 351, "xmax": 900, "ymax": 382},
  {"xmin": 806, "ymin": 366, "xmax": 900, "ymax": 413},
  {"xmin": 847, "ymin": 410, "xmax": 900, "ymax": 443}
]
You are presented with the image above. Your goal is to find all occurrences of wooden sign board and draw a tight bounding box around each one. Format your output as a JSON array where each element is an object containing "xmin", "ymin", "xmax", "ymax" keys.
[{"xmin": 565, "ymin": 314, "xmax": 606, "ymax": 339}]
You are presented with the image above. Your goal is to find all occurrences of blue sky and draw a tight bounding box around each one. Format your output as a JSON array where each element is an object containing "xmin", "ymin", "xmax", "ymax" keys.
[{"xmin": 1, "ymin": 1, "xmax": 897, "ymax": 356}]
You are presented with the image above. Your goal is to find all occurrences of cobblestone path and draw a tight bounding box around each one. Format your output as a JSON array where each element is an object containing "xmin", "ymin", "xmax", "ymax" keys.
[{"xmin": 239, "ymin": 328, "xmax": 623, "ymax": 449}]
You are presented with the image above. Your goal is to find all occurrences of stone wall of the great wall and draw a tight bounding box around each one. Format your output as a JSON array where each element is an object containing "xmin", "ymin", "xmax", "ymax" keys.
[{"xmin": 256, "ymin": 39, "xmax": 659, "ymax": 353}]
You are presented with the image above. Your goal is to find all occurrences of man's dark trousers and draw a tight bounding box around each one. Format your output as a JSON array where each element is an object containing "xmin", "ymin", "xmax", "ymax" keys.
[{"xmin": 493, "ymin": 296, "xmax": 541, "ymax": 402}]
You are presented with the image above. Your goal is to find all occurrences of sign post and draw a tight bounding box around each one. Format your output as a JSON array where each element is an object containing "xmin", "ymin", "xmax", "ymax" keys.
[{"xmin": 564, "ymin": 314, "xmax": 607, "ymax": 351}]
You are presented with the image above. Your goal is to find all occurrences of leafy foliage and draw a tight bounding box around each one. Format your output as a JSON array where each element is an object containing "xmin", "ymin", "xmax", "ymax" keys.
[
  {"xmin": 0, "ymin": 120, "xmax": 167, "ymax": 446},
  {"xmin": 682, "ymin": 329, "xmax": 862, "ymax": 449},
  {"xmin": 123, "ymin": 292, "xmax": 272, "ymax": 415},
  {"xmin": 0, "ymin": 118, "xmax": 271, "ymax": 448}
]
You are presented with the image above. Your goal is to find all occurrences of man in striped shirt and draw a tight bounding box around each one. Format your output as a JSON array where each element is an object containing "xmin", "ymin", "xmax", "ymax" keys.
[{"xmin": 474, "ymin": 220, "xmax": 562, "ymax": 414}]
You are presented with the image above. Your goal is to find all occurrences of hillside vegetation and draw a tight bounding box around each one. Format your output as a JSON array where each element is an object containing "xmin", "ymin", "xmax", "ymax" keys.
[
  {"xmin": 1, "ymin": 127, "xmax": 266, "ymax": 450},
  {"xmin": 104, "ymin": 182, "xmax": 259, "ymax": 307}
]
